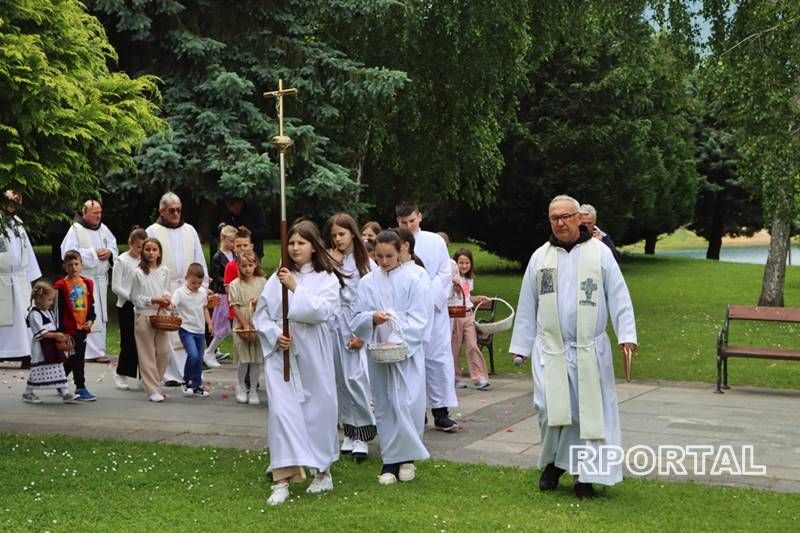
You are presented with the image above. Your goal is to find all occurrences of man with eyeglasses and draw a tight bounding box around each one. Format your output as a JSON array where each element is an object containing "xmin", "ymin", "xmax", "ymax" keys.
[
  {"xmin": 147, "ymin": 192, "xmax": 209, "ymax": 386},
  {"xmin": 60, "ymin": 199, "xmax": 119, "ymax": 364},
  {"xmin": 509, "ymin": 194, "xmax": 637, "ymax": 499}
]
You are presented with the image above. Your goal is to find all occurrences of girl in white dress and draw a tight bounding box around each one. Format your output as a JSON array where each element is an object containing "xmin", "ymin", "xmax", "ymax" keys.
[
  {"xmin": 253, "ymin": 220, "xmax": 342, "ymax": 506},
  {"xmin": 351, "ymin": 230, "xmax": 431, "ymax": 485},
  {"xmin": 324, "ymin": 213, "xmax": 377, "ymax": 460}
]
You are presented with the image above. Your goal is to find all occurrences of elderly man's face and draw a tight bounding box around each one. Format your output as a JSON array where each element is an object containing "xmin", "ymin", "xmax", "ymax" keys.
[
  {"xmin": 580, "ymin": 213, "xmax": 596, "ymax": 233},
  {"xmin": 549, "ymin": 200, "xmax": 581, "ymax": 243},
  {"xmin": 160, "ymin": 201, "xmax": 182, "ymax": 225},
  {"xmin": 83, "ymin": 202, "xmax": 102, "ymax": 226}
]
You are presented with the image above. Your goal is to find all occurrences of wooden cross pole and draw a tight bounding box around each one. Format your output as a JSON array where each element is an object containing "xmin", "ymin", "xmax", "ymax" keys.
[{"xmin": 264, "ymin": 79, "xmax": 298, "ymax": 382}]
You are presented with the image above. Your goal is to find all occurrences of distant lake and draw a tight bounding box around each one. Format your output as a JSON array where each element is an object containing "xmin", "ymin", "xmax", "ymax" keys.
[{"xmin": 648, "ymin": 245, "xmax": 800, "ymax": 265}]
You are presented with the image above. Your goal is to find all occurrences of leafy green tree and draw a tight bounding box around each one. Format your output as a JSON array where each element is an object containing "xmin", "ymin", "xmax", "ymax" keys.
[
  {"xmin": 703, "ymin": 0, "xmax": 800, "ymax": 306},
  {"xmin": 688, "ymin": 108, "xmax": 762, "ymax": 260},
  {"xmin": 467, "ymin": 4, "xmax": 697, "ymax": 263},
  {"xmin": 0, "ymin": 0, "xmax": 163, "ymax": 232},
  {"xmin": 88, "ymin": 0, "xmax": 409, "ymax": 235}
]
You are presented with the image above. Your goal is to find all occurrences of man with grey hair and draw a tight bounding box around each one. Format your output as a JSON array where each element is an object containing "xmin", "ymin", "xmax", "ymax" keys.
[
  {"xmin": 146, "ymin": 192, "xmax": 210, "ymax": 385},
  {"xmin": 510, "ymin": 194, "xmax": 637, "ymax": 499},
  {"xmin": 60, "ymin": 199, "xmax": 118, "ymax": 363},
  {"xmin": 578, "ymin": 204, "xmax": 620, "ymax": 263}
]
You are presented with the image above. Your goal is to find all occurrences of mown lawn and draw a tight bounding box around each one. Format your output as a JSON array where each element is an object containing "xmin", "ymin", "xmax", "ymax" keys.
[
  {"xmin": 0, "ymin": 434, "xmax": 797, "ymax": 532},
  {"xmin": 35, "ymin": 241, "xmax": 800, "ymax": 389}
]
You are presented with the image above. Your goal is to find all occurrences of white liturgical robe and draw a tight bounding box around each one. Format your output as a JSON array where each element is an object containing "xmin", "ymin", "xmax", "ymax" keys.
[
  {"xmin": 412, "ymin": 230, "xmax": 457, "ymax": 409},
  {"xmin": 510, "ymin": 237, "xmax": 636, "ymax": 486},
  {"xmin": 253, "ymin": 264, "xmax": 341, "ymax": 473},
  {"xmin": 0, "ymin": 217, "xmax": 42, "ymax": 359},
  {"xmin": 351, "ymin": 264, "xmax": 430, "ymax": 465}
]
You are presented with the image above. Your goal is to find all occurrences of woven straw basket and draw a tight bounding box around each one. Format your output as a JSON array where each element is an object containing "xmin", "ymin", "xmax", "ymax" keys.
[
  {"xmin": 150, "ymin": 308, "xmax": 182, "ymax": 331},
  {"xmin": 474, "ymin": 297, "xmax": 515, "ymax": 336},
  {"xmin": 447, "ymin": 283, "xmax": 467, "ymax": 318},
  {"xmin": 55, "ymin": 335, "xmax": 75, "ymax": 352},
  {"xmin": 234, "ymin": 300, "xmax": 258, "ymax": 342},
  {"xmin": 368, "ymin": 316, "xmax": 408, "ymax": 363},
  {"xmin": 207, "ymin": 293, "xmax": 220, "ymax": 309}
]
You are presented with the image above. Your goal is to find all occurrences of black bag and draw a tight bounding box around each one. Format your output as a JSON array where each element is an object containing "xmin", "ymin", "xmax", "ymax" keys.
[{"xmin": 40, "ymin": 337, "xmax": 68, "ymax": 364}]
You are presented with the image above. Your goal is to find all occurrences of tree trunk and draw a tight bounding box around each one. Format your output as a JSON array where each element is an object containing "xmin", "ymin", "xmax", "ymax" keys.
[
  {"xmin": 644, "ymin": 234, "xmax": 657, "ymax": 255},
  {"xmin": 758, "ymin": 217, "xmax": 791, "ymax": 307},
  {"xmin": 705, "ymin": 208, "xmax": 723, "ymax": 260}
]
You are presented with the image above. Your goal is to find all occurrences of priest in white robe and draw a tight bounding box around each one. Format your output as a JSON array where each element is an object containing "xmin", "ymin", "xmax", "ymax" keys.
[
  {"xmin": 60, "ymin": 200, "xmax": 118, "ymax": 362},
  {"xmin": 351, "ymin": 231, "xmax": 430, "ymax": 484},
  {"xmin": 0, "ymin": 191, "xmax": 42, "ymax": 363},
  {"xmin": 146, "ymin": 192, "xmax": 208, "ymax": 384},
  {"xmin": 510, "ymin": 195, "xmax": 637, "ymax": 499},
  {"xmin": 396, "ymin": 202, "xmax": 458, "ymax": 431}
]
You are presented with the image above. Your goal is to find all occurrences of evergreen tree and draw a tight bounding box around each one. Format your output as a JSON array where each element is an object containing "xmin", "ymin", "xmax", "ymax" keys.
[{"xmin": 0, "ymin": 0, "xmax": 163, "ymax": 232}]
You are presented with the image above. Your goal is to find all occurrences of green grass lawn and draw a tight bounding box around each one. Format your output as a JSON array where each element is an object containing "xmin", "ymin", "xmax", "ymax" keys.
[
  {"xmin": 0, "ymin": 434, "xmax": 797, "ymax": 532},
  {"xmin": 35, "ymin": 240, "xmax": 800, "ymax": 389}
]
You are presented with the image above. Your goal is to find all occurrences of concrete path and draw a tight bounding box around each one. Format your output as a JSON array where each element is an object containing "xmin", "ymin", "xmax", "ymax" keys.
[{"xmin": 2, "ymin": 361, "xmax": 798, "ymax": 493}]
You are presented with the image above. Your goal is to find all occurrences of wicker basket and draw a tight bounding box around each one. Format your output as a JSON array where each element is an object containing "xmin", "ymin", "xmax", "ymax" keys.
[
  {"xmin": 474, "ymin": 297, "xmax": 515, "ymax": 335},
  {"xmin": 207, "ymin": 293, "xmax": 220, "ymax": 309},
  {"xmin": 234, "ymin": 328, "xmax": 259, "ymax": 343},
  {"xmin": 55, "ymin": 335, "xmax": 74, "ymax": 352},
  {"xmin": 448, "ymin": 283, "xmax": 467, "ymax": 318},
  {"xmin": 368, "ymin": 317, "xmax": 408, "ymax": 363},
  {"xmin": 149, "ymin": 308, "xmax": 182, "ymax": 331}
]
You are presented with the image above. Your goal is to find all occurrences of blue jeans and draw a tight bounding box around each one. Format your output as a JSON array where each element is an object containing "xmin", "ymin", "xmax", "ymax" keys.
[{"xmin": 179, "ymin": 328, "xmax": 206, "ymax": 389}]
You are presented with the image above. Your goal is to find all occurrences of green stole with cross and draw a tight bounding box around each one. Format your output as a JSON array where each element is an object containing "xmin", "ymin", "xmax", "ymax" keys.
[{"xmin": 538, "ymin": 238, "xmax": 605, "ymax": 440}]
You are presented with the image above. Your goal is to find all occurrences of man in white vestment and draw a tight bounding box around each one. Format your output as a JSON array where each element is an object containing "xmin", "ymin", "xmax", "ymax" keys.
[
  {"xmin": 146, "ymin": 192, "xmax": 208, "ymax": 385},
  {"xmin": 0, "ymin": 190, "xmax": 42, "ymax": 365},
  {"xmin": 396, "ymin": 202, "xmax": 459, "ymax": 432},
  {"xmin": 510, "ymin": 194, "xmax": 637, "ymax": 499},
  {"xmin": 60, "ymin": 200, "xmax": 118, "ymax": 362}
]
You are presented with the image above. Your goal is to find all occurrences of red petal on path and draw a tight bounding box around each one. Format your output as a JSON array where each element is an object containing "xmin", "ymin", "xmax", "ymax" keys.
[
  {"xmin": 479, "ymin": 399, "xmax": 487, "ymax": 404},
  {"xmin": 505, "ymin": 428, "xmax": 514, "ymax": 432},
  {"xmin": 221, "ymin": 394, "xmax": 229, "ymax": 400}
]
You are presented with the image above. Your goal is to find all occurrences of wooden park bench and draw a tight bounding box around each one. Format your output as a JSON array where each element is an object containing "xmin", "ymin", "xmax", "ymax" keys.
[{"xmin": 716, "ymin": 304, "xmax": 800, "ymax": 393}]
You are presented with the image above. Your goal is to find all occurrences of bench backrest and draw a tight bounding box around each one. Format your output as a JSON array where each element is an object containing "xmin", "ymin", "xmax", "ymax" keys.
[{"xmin": 727, "ymin": 304, "xmax": 800, "ymax": 323}]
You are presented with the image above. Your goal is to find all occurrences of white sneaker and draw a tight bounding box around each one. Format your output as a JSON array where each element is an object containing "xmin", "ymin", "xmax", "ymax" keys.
[
  {"xmin": 267, "ymin": 483, "xmax": 290, "ymax": 506},
  {"xmin": 352, "ymin": 439, "xmax": 368, "ymax": 457},
  {"xmin": 398, "ymin": 463, "xmax": 416, "ymax": 482},
  {"xmin": 203, "ymin": 354, "xmax": 221, "ymax": 368},
  {"xmin": 248, "ymin": 390, "xmax": 260, "ymax": 405},
  {"xmin": 235, "ymin": 386, "xmax": 248, "ymax": 404},
  {"xmin": 378, "ymin": 473, "xmax": 397, "ymax": 485},
  {"xmin": 148, "ymin": 392, "xmax": 165, "ymax": 402},
  {"xmin": 340, "ymin": 436, "xmax": 354, "ymax": 454},
  {"xmin": 306, "ymin": 472, "xmax": 333, "ymax": 494},
  {"xmin": 113, "ymin": 374, "xmax": 130, "ymax": 390},
  {"xmin": 182, "ymin": 385, "xmax": 194, "ymax": 397}
]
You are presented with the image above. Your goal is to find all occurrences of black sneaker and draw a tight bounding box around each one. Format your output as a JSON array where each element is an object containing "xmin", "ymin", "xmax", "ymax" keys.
[
  {"xmin": 539, "ymin": 463, "xmax": 565, "ymax": 491},
  {"xmin": 163, "ymin": 380, "xmax": 183, "ymax": 387},
  {"xmin": 432, "ymin": 407, "xmax": 459, "ymax": 432},
  {"xmin": 574, "ymin": 481, "xmax": 595, "ymax": 499}
]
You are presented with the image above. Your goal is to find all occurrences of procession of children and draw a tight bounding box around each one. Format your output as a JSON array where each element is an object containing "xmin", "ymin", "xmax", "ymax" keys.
[{"xmin": 8, "ymin": 193, "xmax": 499, "ymax": 507}]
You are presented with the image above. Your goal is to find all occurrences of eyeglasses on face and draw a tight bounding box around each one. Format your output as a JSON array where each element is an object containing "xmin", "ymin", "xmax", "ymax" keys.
[
  {"xmin": 166, "ymin": 207, "xmax": 182, "ymax": 215},
  {"xmin": 549, "ymin": 212, "xmax": 578, "ymax": 224}
]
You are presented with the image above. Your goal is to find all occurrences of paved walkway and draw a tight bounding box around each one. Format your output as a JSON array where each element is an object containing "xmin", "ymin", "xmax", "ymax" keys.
[{"xmin": 2, "ymin": 361, "xmax": 798, "ymax": 493}]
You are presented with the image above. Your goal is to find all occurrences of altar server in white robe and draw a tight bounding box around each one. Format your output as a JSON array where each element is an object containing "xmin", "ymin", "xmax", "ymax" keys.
[
  {"xmin": 323, "ymin": 213, "xmax": 377, "ymax": 460},
  {"xmin": 396, "ymin": 202, "xmax": 458, "ymax": 431},
  {"xmin": 0, "ymin": 191, "xmax": 42, "ymax": 362},
  {"xmin": 510, "ymin": 195, "xmax": 637, "ymax": 500},
  {"xmin": 352, "ymin": 230, "xmax": 430, "ymax": 485},
  {"xmin": 146, "ymin": 192, "xmax": 208, "ymax": 385},
  {"xmin": 60, "ymin": 200, "xmax": 118, "ymax": 362},
  {"xmin": 253, "ymin": 220, "xmax": 342, "ymax": 506}
]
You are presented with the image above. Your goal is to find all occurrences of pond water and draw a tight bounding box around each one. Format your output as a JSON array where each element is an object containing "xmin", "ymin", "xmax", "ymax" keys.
[{"xmin": 646, "ymin": 245, "xmax": 800, "ymax": 265}]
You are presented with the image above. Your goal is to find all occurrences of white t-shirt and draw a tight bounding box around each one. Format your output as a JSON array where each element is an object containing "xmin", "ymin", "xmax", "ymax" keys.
[{"xmin": 171, "ymin": 285, "xmax": 209, "ymax": 334}]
